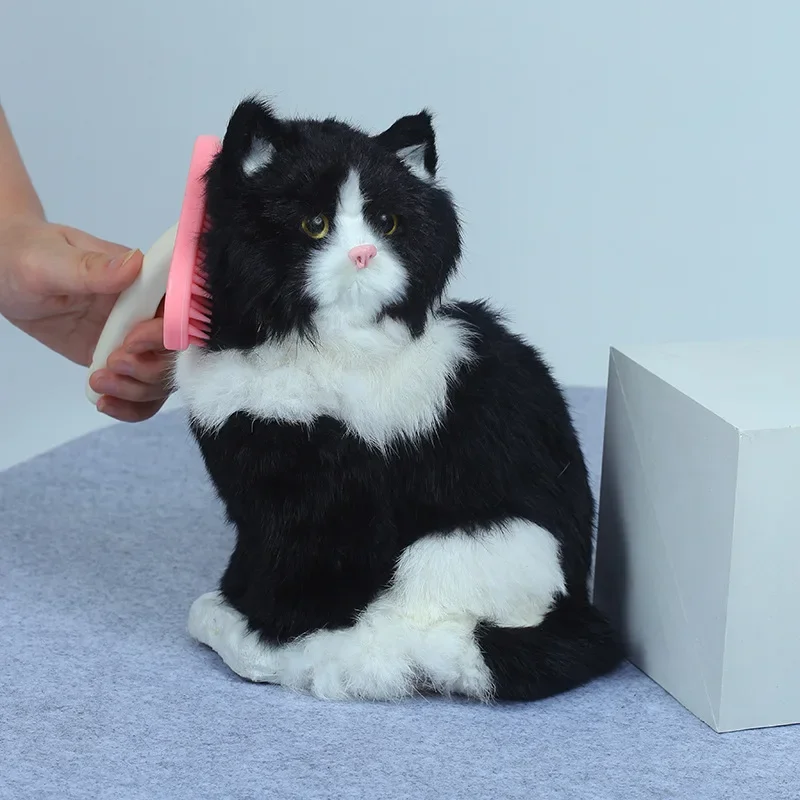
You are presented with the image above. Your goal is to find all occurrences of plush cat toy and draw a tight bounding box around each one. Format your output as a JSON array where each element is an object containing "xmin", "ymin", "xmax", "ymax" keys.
[{"xmin": 174, "ymin": 97, "xmax": 623, "ymax": 701}]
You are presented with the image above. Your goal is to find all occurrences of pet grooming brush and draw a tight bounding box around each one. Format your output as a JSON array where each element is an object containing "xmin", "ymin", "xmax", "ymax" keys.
[{"xmin": 85, "ymin": 134, "xmax": 220, "ymax": 405}]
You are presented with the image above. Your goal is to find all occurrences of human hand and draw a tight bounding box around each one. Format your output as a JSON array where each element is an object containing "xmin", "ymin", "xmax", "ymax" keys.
[{"xmin": 0, "ymin": 214, "xmax": 173, "ymax": 422}]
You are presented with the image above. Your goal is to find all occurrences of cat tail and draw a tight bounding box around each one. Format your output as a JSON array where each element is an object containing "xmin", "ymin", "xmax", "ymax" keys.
[{"xmin": 475, "ymin": 594, "xmax": 624, "ymax": 701}]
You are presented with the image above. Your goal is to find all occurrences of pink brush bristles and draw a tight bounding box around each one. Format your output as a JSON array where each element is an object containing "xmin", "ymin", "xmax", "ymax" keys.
[{"xmin": 163, "ymin": 134, "xmax": 221, "ymax": 351}]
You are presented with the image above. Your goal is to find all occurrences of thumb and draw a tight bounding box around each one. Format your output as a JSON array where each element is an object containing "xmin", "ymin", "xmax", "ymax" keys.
[{"xmin": 66, "ymin": 246, "xmax": 143, "ymax": 295}]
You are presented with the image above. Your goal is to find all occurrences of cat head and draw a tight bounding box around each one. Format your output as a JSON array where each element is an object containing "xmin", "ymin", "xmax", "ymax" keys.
[{"xmin": 200, "ymin": 96, "xmax": 462, "ymax": 350}]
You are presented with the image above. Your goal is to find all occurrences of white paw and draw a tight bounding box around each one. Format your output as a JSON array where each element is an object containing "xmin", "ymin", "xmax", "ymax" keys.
[
  {"xmin": 414, "ymin": 619, "xmax": 494, "ymax": 700},
  {"xmin": 187, "ymin": 591, "xmax": 279, "ymax": 683},
  {"xmin": 300, "ymin": 625, "xmax": 416, "ymax": 701},
  {"xmin": 187, "ymin": 594, "xmax": 493, "ymax": 702}
]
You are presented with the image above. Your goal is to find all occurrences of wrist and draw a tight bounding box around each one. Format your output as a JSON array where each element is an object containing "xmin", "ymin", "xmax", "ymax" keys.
[
  {"xmin": 0, "ymin": 210, "xmax": 45, "ymax": 231},
  {"xmin": 0, "ymin": 177, "xmax": 45, "ymax": 222},
  {"xmin": 0, "ymin": 190, "xmax": 44, "ymax": 224},
  {"xmin": 0, "ymin": 107, "xmax": 45, "ymax": 223}
]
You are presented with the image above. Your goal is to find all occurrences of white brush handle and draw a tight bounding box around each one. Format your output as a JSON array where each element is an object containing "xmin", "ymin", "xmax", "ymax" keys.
[{"xmin": 86, "ymin": 223, "xmax": 178, "ymax": 405}]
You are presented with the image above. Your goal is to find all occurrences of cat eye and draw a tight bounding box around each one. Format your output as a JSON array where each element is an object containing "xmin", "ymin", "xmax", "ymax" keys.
[
  {"xmin": 301, "ymin": 214, "xmax": 330, "ymax": 240},
  {"xmin": 378, "ymin": 213, "xmax": 398, "ymax": 236}
]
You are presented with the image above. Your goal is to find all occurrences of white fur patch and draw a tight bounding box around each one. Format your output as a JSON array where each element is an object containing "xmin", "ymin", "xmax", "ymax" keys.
[
  {"xmin": 173, "ymin": 164, "xmax": 469, "ymax": 448},
  {"xmin": 304, "ymin": 170, "xmax": 407, "ymax": 321},
  {"xmin": 242, "ymin": 138, "xmax": 275, "ymax": 175},
  {"xmin": 187, "ymin": 520, "xmax": 565, "ymax": 700},
  {"xmin": 173, "ymin": 311, "xmax": 473, "ymax": 449}
]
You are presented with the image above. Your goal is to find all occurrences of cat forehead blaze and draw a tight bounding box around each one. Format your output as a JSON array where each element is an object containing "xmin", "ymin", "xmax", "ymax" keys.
[{"xmin": 199, "ymin": 96, "xmax": 462, "ymax": 349}]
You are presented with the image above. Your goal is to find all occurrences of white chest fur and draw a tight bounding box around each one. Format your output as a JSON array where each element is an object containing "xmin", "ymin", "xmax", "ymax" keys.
[{"xmin": 173, "ymin": 312, "xmax": 474, "ymax": 449}]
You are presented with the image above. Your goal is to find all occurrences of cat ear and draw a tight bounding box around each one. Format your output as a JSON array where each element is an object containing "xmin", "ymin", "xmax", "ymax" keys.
[
  {"xmin": 219, "ymin": 96, "xmax": 287, "ymax": 178},
  {"xmin": 373, "ymin": 110, "xmax": 438, "ymax": 181}
]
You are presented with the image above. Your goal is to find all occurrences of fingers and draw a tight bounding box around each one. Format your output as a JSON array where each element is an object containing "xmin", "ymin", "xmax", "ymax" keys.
[
  {"xmin": 96, "ymin": 396, "xmax": 166, "ymax": 423},
  {"xmin": 90, "ymin": 368, "xmax": 168, "ymax": 403},
  {"xmin": 61, "ymin": 226, "xmax": 134, "ymax": 260},
  {"xmin": 107, "ymin": 350, "xmax": 168, "ymax": 386},
  {"xmin": 73, "ymin": 247, "xmax": 143, "ymax": 295},
  {"xmin": 6, "ymin": 221, "xmax": 142, "ymax": 302},
  {"xmin": 35, "ymin": 244, "xmax": 143, "ymax": 297},
  {"xmin": 90, "ymin": 317, "xmax": 174, "ymax": 423},
  {"xmin": 122, "ymin": 316, "xmax": 165, "ymax": 353},
  {"xmin": 61, "ymin": 225, "xmax": 146, "ymax": 288}
]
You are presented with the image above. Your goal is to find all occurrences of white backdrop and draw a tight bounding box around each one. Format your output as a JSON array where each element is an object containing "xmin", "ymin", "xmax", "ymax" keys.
[{"xmin": 1, "ymin": 1, "xmax": 798, "ymax": 469}]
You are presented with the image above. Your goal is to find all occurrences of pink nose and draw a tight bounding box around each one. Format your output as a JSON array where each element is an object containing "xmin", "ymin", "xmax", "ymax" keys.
[{"xmin": 348, "ymin": 244, "xmax": 377, "ymax": 269}]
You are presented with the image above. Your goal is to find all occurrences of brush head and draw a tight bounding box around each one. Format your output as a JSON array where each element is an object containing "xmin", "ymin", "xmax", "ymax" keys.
[{"xmin": 163, "ymin": 134, "xmax": 221, "ymax": 351}]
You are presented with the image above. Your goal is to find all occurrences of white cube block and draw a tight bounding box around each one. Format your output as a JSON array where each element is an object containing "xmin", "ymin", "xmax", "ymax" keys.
[{"xmin": 592, "ymin": 340, "xmax": 800, "ymax": 733}]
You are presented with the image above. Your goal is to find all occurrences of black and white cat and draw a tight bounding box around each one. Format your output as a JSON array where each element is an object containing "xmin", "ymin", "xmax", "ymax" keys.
[{"xmin": 174, "ymin": 97, "xmax": 623, "ymax": 701}]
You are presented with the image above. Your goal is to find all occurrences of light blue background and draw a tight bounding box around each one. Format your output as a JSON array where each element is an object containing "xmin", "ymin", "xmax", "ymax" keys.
[{"xmin": 1, "ymin": 1, "xmax": 798, "ymax": 468}]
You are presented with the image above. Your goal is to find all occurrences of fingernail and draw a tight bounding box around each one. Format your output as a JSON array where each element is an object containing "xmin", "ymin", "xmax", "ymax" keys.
[{"xmin": 108, "ymin": 248, "xmax": 138, "ymax": 269}]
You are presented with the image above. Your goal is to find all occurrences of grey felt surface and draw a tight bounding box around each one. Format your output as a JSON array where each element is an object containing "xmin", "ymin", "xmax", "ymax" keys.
[{"xmin": 1, "ymin": 387, "xmax": 798, "ymax": 800}]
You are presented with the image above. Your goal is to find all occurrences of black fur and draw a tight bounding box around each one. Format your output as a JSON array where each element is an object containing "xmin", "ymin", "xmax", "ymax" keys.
[
  {"xmin": 475, "ymin": 596, "xmax": 623, "ymax": 701},
  {"xmin": 201, "ymin": 97, "xmax": 460, "ymax": 346},
  {"xmin": 187, "ymin": 97, "xmax": 624, "ymax": 700}
]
